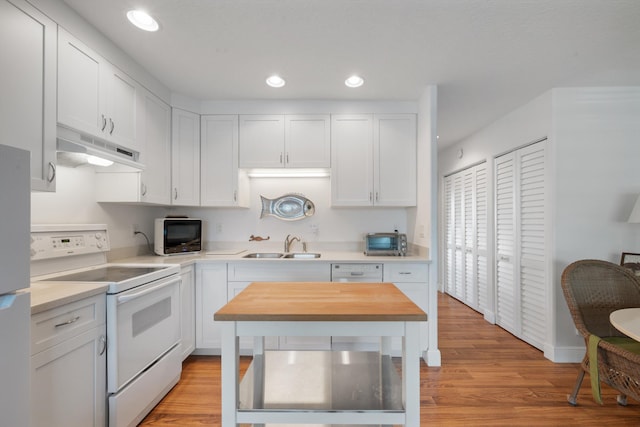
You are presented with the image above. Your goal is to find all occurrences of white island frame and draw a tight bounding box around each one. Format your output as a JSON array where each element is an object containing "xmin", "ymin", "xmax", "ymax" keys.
[{"xmin": 215, "ymin": 282, "xmax": 427, "ymax": 426}]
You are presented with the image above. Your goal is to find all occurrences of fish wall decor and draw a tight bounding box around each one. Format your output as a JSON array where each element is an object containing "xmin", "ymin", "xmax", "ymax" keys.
[{"xmin": 260, "ymin": 193, "xmax": 315, "ymax": 221}]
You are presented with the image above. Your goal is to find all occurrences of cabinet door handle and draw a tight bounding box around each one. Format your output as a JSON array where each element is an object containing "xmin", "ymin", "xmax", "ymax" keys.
[
  {"xmin": 375, "ymin": 192, "xmax": 379, "ymax": 202},
  {"xmin": 233, "ymin": 190, "xmax": 237, "ymax": 202},
  {"xmin": 98, "ymin": 335, "xmax": 107, "ymax": 356},
  {"xmin": 279, "ymin": 153, "xmax": 283, "ymax": 164},
  {"xmin": 286, "ymin": 153, "xmax": 289, "ymax": 164},
  {"xmin": 109, "ymin": 118, "xmax": 115, "ymax": 135},
  {"xmin": 174, "ymin": 188, "xmax": 178, "ymax": 200},
  {"xmin": 101, "ymin": 114, "xmax": 107, "ymax": 131},
  {"xmin": 55, "ymin": 315, "xmax": 80, "ymax": 328},
  {"xmin": 47, "ymin": 162, "xmax": 56, "ymax": 183},
  {"xmin": 369, "ymin": 192, "xmax": 373, "ymax": 201},
  {"xmin": 141, "ymin": 183, "xmax": 147, "ymax": 196}
]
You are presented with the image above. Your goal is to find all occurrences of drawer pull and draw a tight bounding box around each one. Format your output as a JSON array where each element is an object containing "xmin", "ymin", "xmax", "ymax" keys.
[
  {"xmin": 54, "ymin": 315, "xmax": 80, "ymax": 328},
  {"xmin": 399, "ymin": 272, "xmax": 412, "ymax": 275}
]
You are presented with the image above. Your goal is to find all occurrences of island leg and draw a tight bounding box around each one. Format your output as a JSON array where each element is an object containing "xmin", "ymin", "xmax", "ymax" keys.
[
  {"xmin": 221, "ymin": 321, "xmax": 239, "ymax": 427},
  {"xmin": 403, "ymin": 321, "xmax": 421, "ymax": 426}
]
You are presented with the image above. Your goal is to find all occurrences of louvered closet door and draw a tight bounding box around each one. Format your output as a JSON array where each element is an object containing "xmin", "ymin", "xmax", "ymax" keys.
[
  {"xmin": 463, "ymin": 168, "xmax": 476, "ymax": 307},
  {"xmin": 443, "ymin": 175, "xmax": 455, "ymax": 296},
  {"xmin": 475, "ymin": 164, "xmax": 489, "ymax": 313},
  {"xmin": 443, "ymin": 163, "xmax": 488, "ymax": 314},
  {"xmin": 494, "ymin": 139, "xmax": 547, "ymax": 350},
  {"xmin": 453, "ymin": 173, "xmax": 464, "ymax": 299},
  {"xmin": 518, "ymin": 142, "xmax": 547, "ymax": 349},
  {"xmin": 495, "ymin": 153, "xmax": 517, "ymax": 335}
]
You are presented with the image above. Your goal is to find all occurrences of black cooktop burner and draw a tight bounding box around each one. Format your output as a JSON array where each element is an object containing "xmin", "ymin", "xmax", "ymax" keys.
[{"xmin": 47, "ymin": 266, "xmax": 165, "ymax": 283}]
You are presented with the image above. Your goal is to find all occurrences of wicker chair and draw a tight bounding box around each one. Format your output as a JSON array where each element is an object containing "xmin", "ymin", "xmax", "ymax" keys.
[{"xmin": 561, "ymin": 259, "xmax": 640, "ymax": 406}]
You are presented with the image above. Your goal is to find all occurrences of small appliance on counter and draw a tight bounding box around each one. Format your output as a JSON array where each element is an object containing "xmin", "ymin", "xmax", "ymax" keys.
[
  {"xmin": 154, "ymin": 216, "xmax": 202, "ymax": 256},
  {"xmin": 364, "ymin": 231, "xmax": 408, "ymax": 256}
]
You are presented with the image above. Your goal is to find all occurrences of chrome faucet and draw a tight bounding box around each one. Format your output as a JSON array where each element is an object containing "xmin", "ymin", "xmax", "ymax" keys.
[{"xmin": 284, "ymin": 234, "xmax": 300, "ymax": 252}]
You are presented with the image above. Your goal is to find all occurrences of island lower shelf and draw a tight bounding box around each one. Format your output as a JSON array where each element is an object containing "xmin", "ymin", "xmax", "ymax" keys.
[{"xmin": 239, "ymin": 350, "xmax": 404, "ymax": 414}]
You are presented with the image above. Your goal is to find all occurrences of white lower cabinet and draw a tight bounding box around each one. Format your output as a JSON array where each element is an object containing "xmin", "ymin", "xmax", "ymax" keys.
[
  {"xmin": 180, "ymin": 265, "xmax": 196, "ymax": 360},
  {"xmin": 195, "ymin": 263, "xmax": 227, "ymax": 352},
  {"xmin": 383, "ymin": 262, "xmax": 429, "ymax": 357},
  {"xmin": 31, "ymin": 294, "xmax": 107, "ymax": 427}
]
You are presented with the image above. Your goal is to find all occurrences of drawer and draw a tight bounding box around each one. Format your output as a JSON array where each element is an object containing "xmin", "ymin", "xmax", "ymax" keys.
[
  {"xmin": 384, "ymin": 263, "xmax": 429, "ymax": 283},
  {"xmin": 31, "ymin": 293, "xmax": 106, "ymax": 355}
]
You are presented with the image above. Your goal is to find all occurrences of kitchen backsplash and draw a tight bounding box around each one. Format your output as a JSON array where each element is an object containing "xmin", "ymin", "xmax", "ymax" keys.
[{"xmin": 32, "ymin": 166, "xmax": 410, "ymax": 252}]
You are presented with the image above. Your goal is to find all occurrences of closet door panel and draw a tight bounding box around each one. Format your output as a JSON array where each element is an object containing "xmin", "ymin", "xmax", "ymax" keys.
[
  {"xmin": 443, "ymin": 175, "xmax": 455, "ymax": 295},
  {"xmin": 495, "ymin": 153, "xmax": 517, "ymax": 335},
  {"xmin": 475, "ymin": 164, "xmax": 489, "ymax": 313},
  {"xmin": 518, "ymin": 142, "xmax": 547, "ymax": 349}
]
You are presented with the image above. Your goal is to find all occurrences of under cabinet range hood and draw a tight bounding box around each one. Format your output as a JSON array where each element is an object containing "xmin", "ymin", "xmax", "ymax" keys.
[{"xmin": 56, "ymin": 126, "xmax": 144, "ymax": 171}]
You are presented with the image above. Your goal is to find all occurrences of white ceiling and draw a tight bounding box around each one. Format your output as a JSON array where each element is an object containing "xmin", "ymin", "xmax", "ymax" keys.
[{"xmin": 62, "ymin": 0, "xmax": 640, "ymax": 149}]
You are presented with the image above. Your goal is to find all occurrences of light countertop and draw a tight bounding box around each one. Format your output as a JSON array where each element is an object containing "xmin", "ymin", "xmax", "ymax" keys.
[
  {"xmin": 29, "ymin": 249, "xmax": 430, "ymax": 313},
  {"xmin": 112, "ymin": 249, "xmax": 431, "ymax": 267},
  {"xmin": 29, "ymin": 281, "xmax": 108, "ymax": 314}
]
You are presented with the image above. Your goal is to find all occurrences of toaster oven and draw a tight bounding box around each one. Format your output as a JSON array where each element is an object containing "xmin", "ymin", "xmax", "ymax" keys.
[{"xmin": 364, "ymin": 232, "xmax": 407, "ymax": 256}]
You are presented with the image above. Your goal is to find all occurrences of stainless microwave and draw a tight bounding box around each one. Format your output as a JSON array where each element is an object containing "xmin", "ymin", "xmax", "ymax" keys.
[
  {"xmin": 154, "ymin": 218, "xmax": 202, "ymax": 256},
  {"xmin": 364, "ymin": 232, "xmax": 408, "ymax": 256}
]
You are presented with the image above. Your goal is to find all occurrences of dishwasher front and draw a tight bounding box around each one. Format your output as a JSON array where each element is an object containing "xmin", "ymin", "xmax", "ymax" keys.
[
  {"xmin": 331, "ymin": 263, "xmax": 383, "ymax": 282},
  {"xmin": 331, "ymin": 263, "xmax": 383, "ymax": 351}
]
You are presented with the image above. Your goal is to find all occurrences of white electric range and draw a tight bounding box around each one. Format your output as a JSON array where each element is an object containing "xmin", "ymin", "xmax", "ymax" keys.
[{"xmin": 31, "ymin": 224, "xmax": 182, "ymax": 427}]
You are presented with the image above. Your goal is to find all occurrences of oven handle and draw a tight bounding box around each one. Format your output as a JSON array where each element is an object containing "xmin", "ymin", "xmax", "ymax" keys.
[{"xmin": 116, "ymin": 276, "xmax": 181, "ymax": 304}]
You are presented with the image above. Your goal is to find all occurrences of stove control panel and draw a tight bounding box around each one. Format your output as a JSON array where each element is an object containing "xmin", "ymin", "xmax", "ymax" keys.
[{"xmin": 30, "ymin": 224, "xmax": 110, "ymax": 260}]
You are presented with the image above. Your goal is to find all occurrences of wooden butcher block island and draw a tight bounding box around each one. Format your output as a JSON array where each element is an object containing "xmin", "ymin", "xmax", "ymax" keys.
[{"xmin": 215, "ymin": 282, "xmax": 427, "ymax": 426}]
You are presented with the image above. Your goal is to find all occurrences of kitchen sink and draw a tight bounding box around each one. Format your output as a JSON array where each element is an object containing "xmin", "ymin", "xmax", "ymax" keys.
[
  {"xmin": 282, "ymin": 253, "xmax": 321, "ymax": 259},
  {"xmin": 243, "ymin": 252, "xmax": 284, "ymax": 258}
]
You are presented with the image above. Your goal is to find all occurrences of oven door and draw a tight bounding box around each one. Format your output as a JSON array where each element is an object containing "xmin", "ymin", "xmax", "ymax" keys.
[{"xmin": 107, "ymin": 274, "xmax": 181, "ymax": 393}]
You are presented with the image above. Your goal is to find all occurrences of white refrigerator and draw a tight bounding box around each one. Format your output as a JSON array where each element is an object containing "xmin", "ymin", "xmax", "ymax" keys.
[{"xmin": 0, "ymin": 144, "xmax": 31, "ymax": 426}]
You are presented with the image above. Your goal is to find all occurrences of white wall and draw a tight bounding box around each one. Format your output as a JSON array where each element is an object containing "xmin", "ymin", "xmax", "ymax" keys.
[
  {"xmin": 31, "ymin": 166, "xmax": 409, "ymax": 253},
  {"xmin": 409, "ymin": 86, "xmax": 437, "ymax": 249},
  {"xmin": 552, "ymin": 87, "xmax": 640, "ymax": 355},
  {"xmin": 170, "ymin": 176, "xmax": 408, "ymax": 251},
  {"xmin": 31, "ymin": 166, "xmax": 165, "ymax": 252}
]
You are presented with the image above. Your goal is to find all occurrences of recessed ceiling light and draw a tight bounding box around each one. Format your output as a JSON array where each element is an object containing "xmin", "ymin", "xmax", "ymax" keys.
[
  {"xmin": 345, "ymin": 75, "xmax": 364, "ymax": 88},
  {"xmin": 126, "ymin": 10, "xmax": 159, "ymax": 32},
  {"xmin": 266, "ymin": 75, "xmax": 286, "ymax": 88}
]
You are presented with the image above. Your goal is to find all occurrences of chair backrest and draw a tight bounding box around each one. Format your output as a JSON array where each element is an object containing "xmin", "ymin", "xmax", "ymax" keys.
[{"xmin": 561, "ymin": 259, "xmax": 640, "ymax": 338}]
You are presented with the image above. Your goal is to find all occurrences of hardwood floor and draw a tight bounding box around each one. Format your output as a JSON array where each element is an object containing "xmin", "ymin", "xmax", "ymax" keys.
[{"xmin": 140, "ymin": 292, "xmax": 639, "ymax": 426}]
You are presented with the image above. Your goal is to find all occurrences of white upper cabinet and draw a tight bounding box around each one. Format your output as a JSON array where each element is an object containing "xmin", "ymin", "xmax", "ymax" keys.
[
  {"xmin": 374, "ymin": 114, "xmax": 417, "ymax": 206},
  {"xmin": 239, "ymin": 114, "xmax": 330, "ymax": 168},
  {"xmin": 201, "ymin": 115, "xmax": 249, "ymax": 207},
  {"xmin": 239, "ymin": 115, "xmax": 283, "ymax": 168},
  {"xmin": 58, "ymin": 28, "xmax": 139, "ymax": 151},
  {"xmin": 0, "ymin": 0, "xmax": 57, "ymax": 191},
  {"xmin": 171, "ymin": 108, "xmax": 200, "ymax": 206},
  {"xmin": 331, "ymin": 114, "xmax": 416, "ymax": 207},
  {"xmin": 331, "ymin": 114, "xmax": 374, "ymax": 206},
  {"xmin": 284, "ymin": 115, "xmax": 331, "ymax": 168},
  {"xmin": 138, "ymin": 90, "xmax": 171, "ymax": 204}
]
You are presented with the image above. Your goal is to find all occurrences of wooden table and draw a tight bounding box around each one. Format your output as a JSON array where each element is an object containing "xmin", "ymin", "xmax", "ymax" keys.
[
  {"xmin": 610, "ymin": 308, "xmax": 640, "ymax": 341},
  {"xmin": 214, "ymin": 281, "xmax": 427, "ymax": 426}
]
